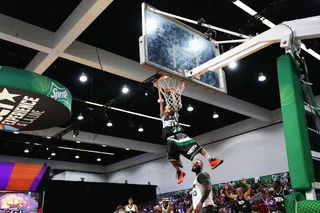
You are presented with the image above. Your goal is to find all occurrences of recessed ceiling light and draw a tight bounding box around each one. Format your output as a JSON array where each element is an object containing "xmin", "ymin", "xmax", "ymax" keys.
[
  {"xmin": 228, "ymin": 61, "xmax": 238, "ymax": 69},
  {"xmin": 25, "ymin": 142, "xmax": 30, "ymax": 144},
  {"xmin": 213, "ymin": 113, "xmax": 219, "ymax": 119},
  {"xmin": 51, "ymin": 152, "xmax": 56, "ymax": 156},
  {"xmin": 138, "ymin": 127, "xmax": 144, "ymax": 132},
  {"xmin": 46, "ymin": 148, "xmax": 49, "ymax": 151},
  {"xmin": 24, "ymin": 149, "xmax": 29, "ymax": 153},
  {"xmin": 122, "ymin": 85, "xmax": 129, "ymax": 94},
  {"xmin": 187, "ymin": 106, "xmax": 194, "ymax": 112},
  {"xmin": 75, "ymin": 155, "xmax": 79, "ymax": 159},
  {"xmin": 48, "ymin": 157, "xmax": 51, "ymax": 160},
  {"xmin": 79, "ymin": 73, "xmax": 87, "ymax": 82},
  {"xmin": 107, "ymin": 120, "xmax": 113, "ymax": 127},
  {"xmin": 102, "ymin": 145, "xmax": 107, "ymax": 147},
  {"xmin": 76, "ymin": 141, "xmax": 81, "ymax": 144},
  {"xmin": 125, "ymin": 148, "xmax": 130, "ymax": 151},
  {"xmin": 77, "ymin": 113, "xmax": 84, "ymax": 120},
  {"xmin": 47, "ymin": 136, "xmax": 51, "ymax": 139},
  {"xmin": 145, "ymin": 92, "xmax": 148, "ymax": 96},
  {"xmin": 13, "ymin": 131, "xmax": 19, "ymax": 134},
  {"xmin": 258, "ymin": 73, "xmax": 266, "ymax": 82},
  {"xmin": 97, "ymin": 158, "xmax": 101, "ymax": 162}
]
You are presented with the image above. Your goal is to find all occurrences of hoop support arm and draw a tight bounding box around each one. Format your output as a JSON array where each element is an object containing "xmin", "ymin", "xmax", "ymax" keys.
[{"xmin": 187, "ymin": 15, "xmax": 320, "ymax": 78}]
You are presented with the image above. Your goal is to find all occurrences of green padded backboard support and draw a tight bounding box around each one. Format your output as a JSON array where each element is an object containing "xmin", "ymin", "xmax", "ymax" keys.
[{"xmin": 277, "ymin": 53, "xmax": 314, "ymax": 191}]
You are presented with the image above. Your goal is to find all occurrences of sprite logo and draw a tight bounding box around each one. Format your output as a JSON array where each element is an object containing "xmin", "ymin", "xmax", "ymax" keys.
[{"xmin": 47, "ymin": 82, "xmax": 69, "ymax": 105}]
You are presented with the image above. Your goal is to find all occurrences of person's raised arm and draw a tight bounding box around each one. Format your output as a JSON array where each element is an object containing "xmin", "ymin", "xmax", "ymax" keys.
[
  {"xmin": 242, "ymin": 178, "xmax": 252, "ymax": 200},
  {"xmin": 158, "ymin": 89, "xmax": 165, "ymax": 116},
  {"xmin": 224, "ymin": 184, "xmax": 237, "ymax": 199}
]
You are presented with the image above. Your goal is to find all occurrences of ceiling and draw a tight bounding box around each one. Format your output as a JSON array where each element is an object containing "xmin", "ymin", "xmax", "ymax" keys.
[{"xmin": 0, "ymin": 0, "xmax": 319, "ymax": 166}]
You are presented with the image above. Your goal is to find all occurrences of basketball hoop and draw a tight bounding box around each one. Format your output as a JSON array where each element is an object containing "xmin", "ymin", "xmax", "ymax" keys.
[{"xmin": 156, "ymin": 76, "xmax": 185, "ymax": 111}]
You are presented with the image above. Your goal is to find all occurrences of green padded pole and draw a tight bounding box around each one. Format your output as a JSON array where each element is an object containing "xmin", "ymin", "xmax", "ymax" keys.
[{"xmin": 277, "ymin": 53, "xmax": 314, "ymax": 191}]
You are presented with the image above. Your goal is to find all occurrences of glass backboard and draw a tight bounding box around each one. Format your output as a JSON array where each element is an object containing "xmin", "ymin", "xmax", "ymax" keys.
[{"xmin": 139, "ymin": 3, "xmax": 227, "ymax": 94}]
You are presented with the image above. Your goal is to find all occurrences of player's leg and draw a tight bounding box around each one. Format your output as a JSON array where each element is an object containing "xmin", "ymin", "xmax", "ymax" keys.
[
  {"xmin": 199, "ymin": 148, "xmax": 224, "ymax": 170},
  {"xmin": 174, "ymin": 133, "xmax": 223, "ymax": 170},
  {"xmin": 167, "ymin": 137, "xmax": 186, "ymax": 184}
]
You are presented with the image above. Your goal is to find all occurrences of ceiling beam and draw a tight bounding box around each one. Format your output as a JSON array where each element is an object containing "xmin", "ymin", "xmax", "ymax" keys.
[
  {"xmin": 25, "ymin": 0, "xmax": 113, "ymax": 74},
  {"xmin": 0, "ymin": 13, "xmax": 272, "ymax": 122},
  {"xmin": 23, "ymin": 127, "xmax": 166, "ymax": 154}
]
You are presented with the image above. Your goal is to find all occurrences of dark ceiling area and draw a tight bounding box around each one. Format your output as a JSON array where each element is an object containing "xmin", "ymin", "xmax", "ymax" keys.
[{"xmin": 0, "ymin": 0, "xmax": 320, "ymax": 165}]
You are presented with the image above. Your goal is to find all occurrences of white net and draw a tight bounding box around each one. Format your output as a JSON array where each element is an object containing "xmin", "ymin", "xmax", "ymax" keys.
[{"xmin": 156, "ymin": 76, "xmax": 185, "ymax": 111}]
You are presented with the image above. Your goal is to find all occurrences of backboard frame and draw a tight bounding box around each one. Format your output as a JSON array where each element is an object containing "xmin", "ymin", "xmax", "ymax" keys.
[{"xmin": 139, "ymin": 3, "xmax": 228, "ymax": 94}]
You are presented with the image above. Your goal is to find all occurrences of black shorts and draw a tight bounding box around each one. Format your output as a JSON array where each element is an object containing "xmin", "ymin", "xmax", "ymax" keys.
[
  {"xmin": 202, "ymin": 205, "xmax": 215, "ymax": 213},
  {"xmin": 166, "ymin": 133, "xmax": 202, "ymax": 162}
]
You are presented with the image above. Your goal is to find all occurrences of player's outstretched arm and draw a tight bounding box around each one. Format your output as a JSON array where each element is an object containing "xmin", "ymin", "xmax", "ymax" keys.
[
  {"xmin": 224, "ymin": 184, "xmax": 237, "ymax": 199},
  {"xmin": 158, "ymin": 88, "xmax": 165, "ymax": 116},
  {"xmin": 242, "ymin": 178, "xmax": 252, "ymax": 200}
]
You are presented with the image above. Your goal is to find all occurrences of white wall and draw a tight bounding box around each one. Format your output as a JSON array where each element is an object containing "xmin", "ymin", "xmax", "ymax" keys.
[
  {"xmin": 52, "ymin": 171, "xmax": 108, "ymax": 182},
  {"xmin": 105, "ymin": 123, "xmax": 288, "ymax": 194}
]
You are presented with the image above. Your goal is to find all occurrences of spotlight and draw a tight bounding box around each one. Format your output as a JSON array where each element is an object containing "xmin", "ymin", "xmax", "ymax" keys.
[
  {"xmin": 77, "ymin": 113, "xmax": 84, "ymax": 120},
  {"xmin": 13, "ymin": 131, "xmax": 19, "ymax": 134},
  {"xmin": 107, "ymin": 120, "xmax": 113, "ymax": 127},
  {"xmin": 46, "ymin": 148, "xmax": 49, "ymax": 151},
  {"xmin": 138, "ymin": 127, "xmax": 144, "ymax": 132},
  {"xmin": 24, "ymin": 149, "xmax": 29, "ymax": 153},
  {"xmin": 122, "ymin": 85, "xmax": 129, "ymax": 94},
  {"xmin": 51, "ymin": 152, "xmax": 56, "ymax": 156},
  {"xmin": 79, "ymin": 73, "xmax": 88, "ymax": 82},
  {"xmin": 187, "ymin": 105, "xmax": 194, "ymax": 112},
  {"xmin": 102, "ymin": 145, "xmax": 107, "ymax": 147},
  {"xmin": 76, "ymin": 141, "xmax": 81, "ymax": 144},
  {"xmin": 75, "ymin": 155, "xmax": 79, "ymax": 159},
  {"xmin": 228, "ymin": 61, "xmax": 238, "ymax": 69},
  {"xmin": 47, "ymin": 136, "xmax": 51, "ymax": 139},
  {"xmin": 145, "ymin": 92, "xmax": 148, "ymax": 96},
  {"xmin": 48, "ymin": 157, "xmax": 51, "ymax": 160},
  {"xmin": 125, "ymin": 148, "xmax": 130, "ymax": 151},
  {"xmin": 97, "ymin": 158, "xmax": 101, "ymax": 162},
  {"xmin": 213, "ymin": 112, "xmax": 219, "ymax": 119},
  {"xmin": 258, "ymin": 73, "xmax": 266, "ymax": 82}
]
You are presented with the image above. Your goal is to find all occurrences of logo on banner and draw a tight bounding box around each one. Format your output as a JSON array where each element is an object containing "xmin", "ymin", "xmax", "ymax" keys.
[
  {"xmin": 47, "ymin": 82, "xmax": 69, "ymax": 105},
  {"xmin": 0, "ymin": 88, "xmax": 44, "ymax": 130}
]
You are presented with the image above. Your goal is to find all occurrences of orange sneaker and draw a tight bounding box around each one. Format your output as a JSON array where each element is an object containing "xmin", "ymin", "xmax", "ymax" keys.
[
  {"xmin": 209, "ymin": 158, "xmax": 224, "ymax": 170},
  {"xmin": 176, "ymin": 170, "xmax": 186, "ymax": 184}
]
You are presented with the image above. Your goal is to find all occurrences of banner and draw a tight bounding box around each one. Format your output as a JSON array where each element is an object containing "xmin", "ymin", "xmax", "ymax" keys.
[{"xmin": 0, "ymin": 66, "xmax": 72, "ymax": 131}]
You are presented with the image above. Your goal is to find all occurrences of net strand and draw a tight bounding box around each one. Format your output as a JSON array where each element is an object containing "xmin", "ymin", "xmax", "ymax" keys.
[{"xmin": 157, "ymin": 77, "xmax": 185, "ymax": 111}]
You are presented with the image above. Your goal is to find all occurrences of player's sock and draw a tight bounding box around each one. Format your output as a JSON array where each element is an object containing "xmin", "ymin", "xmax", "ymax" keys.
[{"xmin": 204, "ymin": 153, "xmax": 212, "ymax": 161}]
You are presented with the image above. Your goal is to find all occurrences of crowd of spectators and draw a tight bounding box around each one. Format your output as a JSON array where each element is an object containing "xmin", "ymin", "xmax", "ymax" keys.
[{"xmin": 138, "ymin": 173, "xmax": 292, "ymax": 213}]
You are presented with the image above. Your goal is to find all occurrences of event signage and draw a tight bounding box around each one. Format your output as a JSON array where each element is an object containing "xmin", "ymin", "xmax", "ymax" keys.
[{"xmin": 0, "ymin": 66, "xmax": 72, "ymax": 131}]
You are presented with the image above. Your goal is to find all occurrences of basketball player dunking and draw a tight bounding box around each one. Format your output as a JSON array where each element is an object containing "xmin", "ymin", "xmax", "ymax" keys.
[
  {"xmin": 125, "ymin": 198, "xmax": 139, "ymax": 213},
  {"xmin": 154, "ymin": 198, "xmax": 174, "ymax": 213},
  {"xmin": 158, "ymin": 89, "xmax": 223, "ymax": 184},
  {"xmin": 186, "ymin": 159, "xmax": 215, "ymax": 213},
  {"xmin": 225, "ymin": 179, "xmax": 252, "ymax": 213}
]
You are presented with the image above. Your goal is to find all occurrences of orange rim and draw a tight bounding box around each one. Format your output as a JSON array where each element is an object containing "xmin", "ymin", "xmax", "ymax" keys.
[{"xmin": 156, "ymin": 76, "xmax": 185, "ymax": 91}]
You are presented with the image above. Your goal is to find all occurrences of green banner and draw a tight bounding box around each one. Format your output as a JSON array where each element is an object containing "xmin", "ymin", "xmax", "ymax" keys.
[{"xmin": 0, "ymin": 66, "xmax": 72, "ymax": 131}]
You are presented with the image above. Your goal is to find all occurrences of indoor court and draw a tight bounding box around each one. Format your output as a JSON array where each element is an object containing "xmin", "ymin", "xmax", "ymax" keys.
[{"xmin": 0, "ymin": 0, "xmax": 320, "ymax": 213}]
